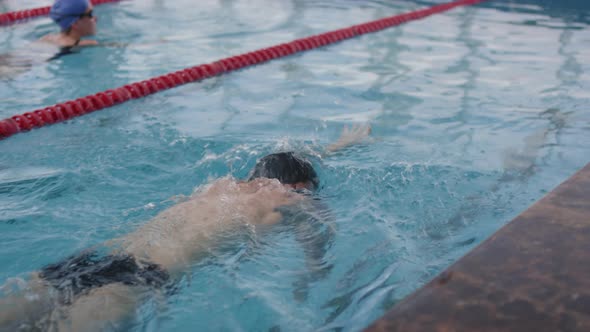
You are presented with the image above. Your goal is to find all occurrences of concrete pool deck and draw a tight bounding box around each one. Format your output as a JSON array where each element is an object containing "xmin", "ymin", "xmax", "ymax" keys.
[{"xmin": 365, "ymin": 162, "xmax": 590, "ymax": 331}]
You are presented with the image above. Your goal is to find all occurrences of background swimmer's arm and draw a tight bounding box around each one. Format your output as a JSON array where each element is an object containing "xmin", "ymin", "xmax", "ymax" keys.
[
  {"xmin": 70, "ymin": 38, "xmax": 170, "ymax": 49},
  {"xmin": 100, "ymin": 41, "xmax": 130, "ymax": 48},
  {"xmin": 99, "ymin": 39, "xmax": 171, "ymax": 48},
  {"xmin": 78, "ymin": 40, "xmax": 99, "ymax": 46},
  {"xmin": 324, "ymin": 124, "xmax": 372, "ymax": 155},
  {"xmin": 73, "ymin": 40, "xmax": 126, "ymax": 48}
]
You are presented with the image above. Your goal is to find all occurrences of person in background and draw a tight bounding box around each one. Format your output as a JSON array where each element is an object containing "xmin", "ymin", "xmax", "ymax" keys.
[
  {"xmin": 0, "ymin": 0, "xmax": 98, "ymax": 78},
  {"xmin": 40, "ymin": 0, "xmax": 98, "ymax": 57}
]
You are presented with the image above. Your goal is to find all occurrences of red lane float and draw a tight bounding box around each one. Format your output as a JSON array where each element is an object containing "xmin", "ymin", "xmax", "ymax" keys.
[
  {"xmin": 0, "ymin": 0, "xmax": 122, "ymax": 26},
  {"xmin": 0, "ymin": 0, "xmax": 486, "ymax": 140}
]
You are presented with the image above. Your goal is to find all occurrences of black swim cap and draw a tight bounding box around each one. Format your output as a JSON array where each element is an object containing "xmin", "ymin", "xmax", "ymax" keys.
[{"xmin": 248, "ymin": 152, "xmax": 319, "ymax": 189}]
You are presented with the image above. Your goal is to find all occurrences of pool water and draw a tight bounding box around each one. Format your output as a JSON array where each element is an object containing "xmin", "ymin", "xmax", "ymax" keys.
[{"xmin": 1, "ymin": 0, "xmax": 589, "ymax": 330}]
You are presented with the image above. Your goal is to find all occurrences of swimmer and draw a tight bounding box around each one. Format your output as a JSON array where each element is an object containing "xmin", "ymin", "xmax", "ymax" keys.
[
  {"xmin": 0, "ymin": 0, "xmax": 97, "ymax": 79},
  {"xmin": 0, "ymin": 124, "xmax": 371, "ymax": 332},
  {"xmin": 41, "ymin": 0, "xmax": 98, "ymax": 49}
]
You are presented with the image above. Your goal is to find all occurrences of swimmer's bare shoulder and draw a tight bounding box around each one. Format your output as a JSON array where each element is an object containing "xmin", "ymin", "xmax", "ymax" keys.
[
  {"xmin": 119, "ymin": 177, "xmax": 303, "ymax": 271},
  {"xmin": 198, "ymin": 177, "xmax": 304, "ymax": 225},
  {"xmin": 239, "ymin": 178, "xmax": 306, "ymax": 225},
  {"xmin": 39, "ymin": 34, "xmax": 98, "ymax": 47}
]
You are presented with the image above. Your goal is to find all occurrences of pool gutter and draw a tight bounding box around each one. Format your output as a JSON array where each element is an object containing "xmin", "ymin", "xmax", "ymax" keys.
[{"xmin": 365, "ymin": 162, "xmax": 590, "ymax": 331}]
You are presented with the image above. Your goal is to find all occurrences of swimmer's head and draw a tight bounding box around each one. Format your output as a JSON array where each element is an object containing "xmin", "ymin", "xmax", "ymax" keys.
[
  {"xmin": 50, "ymin": 0, "xmax": 95, "ymax": 34},
  {"xmin": 248, "ymin": 152, "xmax": 319, "ymax": 191}
]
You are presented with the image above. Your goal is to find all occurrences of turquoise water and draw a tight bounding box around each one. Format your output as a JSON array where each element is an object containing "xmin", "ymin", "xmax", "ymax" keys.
[{"xmin": 1, "ymin": 0, "xmax": 590, "ymax": 330}]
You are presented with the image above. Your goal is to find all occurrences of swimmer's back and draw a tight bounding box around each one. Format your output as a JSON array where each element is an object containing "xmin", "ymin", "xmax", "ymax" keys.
[{"xmin": 119, "ymin": 177, "xmax": 303, "ymax": 274}]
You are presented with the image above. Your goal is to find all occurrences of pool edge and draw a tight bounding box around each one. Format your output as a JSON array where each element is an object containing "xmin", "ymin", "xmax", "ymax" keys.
[{"xmin": 364, "ymin": 162, "xmax": 590, "ymax": 332}]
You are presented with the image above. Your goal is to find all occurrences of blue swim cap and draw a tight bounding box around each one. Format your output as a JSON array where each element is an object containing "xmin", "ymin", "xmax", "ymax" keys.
[{"xmin": 49, "ymin": 0, "xmax": 89, "ymax": 31}]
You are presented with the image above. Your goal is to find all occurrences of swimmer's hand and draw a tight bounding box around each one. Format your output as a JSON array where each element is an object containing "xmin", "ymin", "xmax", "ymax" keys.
[{"xmin": 325, "ymin": 123, "xmax": 372, "ymax": 154}]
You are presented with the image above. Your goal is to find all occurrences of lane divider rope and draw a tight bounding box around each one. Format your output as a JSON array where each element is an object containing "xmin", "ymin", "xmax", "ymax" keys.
[
  {"xmin": 0, "ymin": 0, "xmax": 121, "ymax": 26},
  {"xmin": 0, "ymin": 0, "xmax": 486, "ymax": 140}
]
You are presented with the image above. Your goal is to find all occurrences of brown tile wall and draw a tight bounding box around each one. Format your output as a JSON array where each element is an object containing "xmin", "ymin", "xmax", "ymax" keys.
[{"xmin": 365, "ymin": 163, "xmax": 590, "ymax": 332}]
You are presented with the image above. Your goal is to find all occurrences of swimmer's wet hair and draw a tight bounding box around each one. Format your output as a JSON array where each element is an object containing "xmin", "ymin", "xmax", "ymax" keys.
[{"xmin": 248, "ymin": 152, "xmax": 319, "ymax": 189}]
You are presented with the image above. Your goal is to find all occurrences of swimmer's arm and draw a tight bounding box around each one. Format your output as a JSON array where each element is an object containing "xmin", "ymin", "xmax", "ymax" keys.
[
  {"xmin": 324, "ymin": 124, "xmax": 372, "ymax": 155},
  {"xmin": 94, "ymin": 39, "xmax": 170, "ymax": 48},
  {"xmin": 100, "ymin": 41, "xmax": 131, "ymax": 48},
  {"xmin": 78, "ymin": 39, "xmax": 99, "ymax": 46},
  {"xmin": 291, "ymin": 203, "xmax": 336, "ymax": 301},
  {"xmin": 74, "ymin": 40, "xmax": 127, "ymax": 48},
  {"xmin": 57, "ymin": 37, "xmax": 171, "ymax": 49}
]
